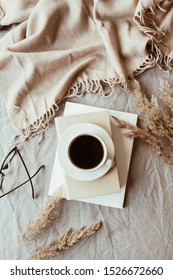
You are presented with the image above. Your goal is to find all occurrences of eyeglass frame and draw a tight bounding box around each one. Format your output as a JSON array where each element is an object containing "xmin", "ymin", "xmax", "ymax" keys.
[{"xmin": 0, "ymin": 146, "xmax": 44, "ymax": 199}]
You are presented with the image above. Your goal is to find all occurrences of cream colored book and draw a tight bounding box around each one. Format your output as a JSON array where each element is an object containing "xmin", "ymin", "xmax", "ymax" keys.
[
  {"xmin": 48, "ymin": 102, "xmax": 138, "ymax": 208},
  {"xmin": 55, "ymin": 111, "xmax": 120, "ymax": 199}
]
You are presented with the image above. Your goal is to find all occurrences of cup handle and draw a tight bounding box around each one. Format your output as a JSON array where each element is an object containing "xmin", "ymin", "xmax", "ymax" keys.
[{"xmin": 105, "ymin": 158, "xmax": 115, "ymax": 168}]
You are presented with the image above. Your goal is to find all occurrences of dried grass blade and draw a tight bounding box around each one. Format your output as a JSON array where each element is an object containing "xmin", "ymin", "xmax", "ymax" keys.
[
  {"xmin": 112, "ymin": 115, "xmax": 173, "ymax": 165},
  {"xmin": 29, "ymin": 221, "xmax": 102, "ymax": 260},
  {"xmin": 22, "ymin": 195, "xmax": 64, "ymax": 242}
]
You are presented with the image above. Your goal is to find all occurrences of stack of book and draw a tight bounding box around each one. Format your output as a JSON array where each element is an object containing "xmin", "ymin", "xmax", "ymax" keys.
[{"xmin": 49, "ymin": 102, "xmax": 137, "ymax": 208}]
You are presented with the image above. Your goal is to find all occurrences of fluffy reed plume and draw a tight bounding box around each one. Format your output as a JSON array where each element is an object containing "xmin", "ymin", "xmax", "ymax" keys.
[
  {"xmin": 112, "ymin": 76, "xmax": 173, "ymax": 165},
  {"xmin": 131, "ymin": 78, "xmax": 173, "ymax": 163},
  {"xmin": 22, "ymin": 195, "xmax": 64, "ymax": 242},
  {"xmin": 28, "ymin": 221, "xmax": 102, "ymax": 260},
  {"xmin": 112, "ymin": 116, "xmax": 173, "ymax": 165},
  {"xmin": 129, "ymin": 79, "xmax": 173, "ymax": 141},
  {"xmin": 159, "ymin": 78, "xmax": 173, "ymax": 113}
]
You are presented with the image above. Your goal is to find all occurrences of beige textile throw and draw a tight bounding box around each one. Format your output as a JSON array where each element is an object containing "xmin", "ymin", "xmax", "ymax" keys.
[{"xmin": 0, "ymin": 0, "xmax": 172, "ymax": 139}]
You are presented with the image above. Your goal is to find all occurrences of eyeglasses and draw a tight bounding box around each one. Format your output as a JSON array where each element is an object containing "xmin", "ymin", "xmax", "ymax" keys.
[{"xmin": 0, "ymin": 146, "xmax": 44, "ymax": 199}]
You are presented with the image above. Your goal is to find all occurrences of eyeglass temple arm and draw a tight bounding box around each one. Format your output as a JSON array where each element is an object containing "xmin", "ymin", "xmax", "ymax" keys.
[
  {"xmin": 0, "ymin": 147, "xmax": 17, "ymax": 190},
  {"xmin": 0, "ymin": 165, "xmax": 44, "ymax": 199},
  {"xmin": 17, "ymin": 150, "xmax": 36, "ymax": 199}
]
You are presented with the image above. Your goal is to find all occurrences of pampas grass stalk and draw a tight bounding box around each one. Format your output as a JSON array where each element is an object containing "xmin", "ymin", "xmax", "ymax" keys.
[
  {"xmin": 129, "ymin": 79, "xmax": 173, "ymax": 140},
  {"xmin": 123, "ymin": 78, "xmax": 173, "ymax": 165},
  {"xmin": 112, "ymin": 116, "xmax": 173, "ymax": 165},
  {"xmin": 160, "ymin": 78, "xmax": 173, "ymax": 113},
  {"xmin": 28, "ymin": 221, "xmax": 102, "ymax": 259},
  {"xmin": 22, "ymin": 195, "xmax": 64, "ymax": 242}
]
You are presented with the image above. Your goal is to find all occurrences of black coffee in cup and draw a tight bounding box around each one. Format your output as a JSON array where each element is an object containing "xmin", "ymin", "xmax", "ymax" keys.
[{"xmin": 69, "ymin": 135, "xmax": 104, "ymax": 169}]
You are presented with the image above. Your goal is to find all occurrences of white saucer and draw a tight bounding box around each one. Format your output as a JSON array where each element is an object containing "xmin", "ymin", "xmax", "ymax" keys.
[{"xmin": 57, "ymin": 123, "xmax": 115, "ymax": 181}]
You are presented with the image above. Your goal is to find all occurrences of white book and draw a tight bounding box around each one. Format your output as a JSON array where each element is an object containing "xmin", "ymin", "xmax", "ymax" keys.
[{"xmin": 49, "ymin": 102, "xmax": 138, "ymax": 208}]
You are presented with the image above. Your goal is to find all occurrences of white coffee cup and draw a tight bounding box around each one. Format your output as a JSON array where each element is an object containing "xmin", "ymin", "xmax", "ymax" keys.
[{"xmin": 67, "ymin": 133, "xmax": 115, "ymax": 171}]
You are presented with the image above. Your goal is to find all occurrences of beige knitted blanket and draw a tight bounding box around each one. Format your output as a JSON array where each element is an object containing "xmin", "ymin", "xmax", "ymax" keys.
[{"xmin": 0, "ymin": 0, "xmax": 172, "ymax": 139}]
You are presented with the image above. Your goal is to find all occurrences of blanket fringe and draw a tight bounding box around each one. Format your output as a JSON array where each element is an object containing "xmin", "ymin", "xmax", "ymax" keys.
[
  {"xmin": 134, "ymin": 0, "xmax": 173, "ymax": 74},
  {"xmin": 16, "ymin": 77, "xmax": 124, "ymax": 141}
]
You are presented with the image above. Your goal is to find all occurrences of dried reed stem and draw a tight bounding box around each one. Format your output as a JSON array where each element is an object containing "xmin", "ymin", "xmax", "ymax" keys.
[
  {"xmin": 129, "ymin": 79, "xmax": 173, "ymax": 139},
  {"xmin": 124, "ymin": 78, "xmax": 173, "ymax": 165},
  {"xmin": 160, "ymin": 78, "xmax": 173, "ymax": 113},
  {"xmin": 112, "ymin": 116, "xmax": 173, "ymax": 165},
  {"xmin": 22, "ymin": 195, "xmax": 64, "ymax": 242},
  {"xmin": 28, "ymin": 221, "xmax": 102, "ymax": 259}
]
